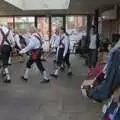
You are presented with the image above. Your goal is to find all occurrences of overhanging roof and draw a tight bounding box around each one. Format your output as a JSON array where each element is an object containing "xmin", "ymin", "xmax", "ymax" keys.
[
  {"xmin": 5, "ymin": 0, "xmax": 70, "ymax": 10},
  {"xmin": 0, "ymin": 0, "xmax": 120, "ymax": 16}
]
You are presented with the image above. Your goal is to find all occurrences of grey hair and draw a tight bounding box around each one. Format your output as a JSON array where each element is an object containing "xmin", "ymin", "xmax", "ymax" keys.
[{"xmin": 29, "ymin": 25, "xmax": 38, "ymax": 33}]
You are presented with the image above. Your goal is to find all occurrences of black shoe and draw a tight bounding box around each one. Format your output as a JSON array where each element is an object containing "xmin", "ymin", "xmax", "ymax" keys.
[
  {"xmin": 67, "ymin": 72, "xmax": 72, "ymax": 76},
  {"xmin": 60, "ymin": 67, "xmax": 65, "ymax": 72},
  {"xmin": 21, "ymin": 76, "xmax": 28, "ymax": 82},
  {"xmin": 53, "ymin": 60, "xmax": 56, "ymax": 63},
  {"xmin": 4, "ymin": 79, "xmax": 11, "ymax": 84},
  {"xmin": 50, "ymin": 74, "xmax": 58, "ymax": 78},
  {"xmin": 40, "ymin": 79, "xmax": 50, "ymax": 84}
]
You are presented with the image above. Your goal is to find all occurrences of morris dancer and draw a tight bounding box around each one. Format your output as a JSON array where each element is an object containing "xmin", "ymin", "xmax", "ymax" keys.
[
  {"xmin": 0, "ymin": 25, "xmax": 15, "ymax": 83},
  {"xmin": 51, "ymin": 27, "xmax": 72, "ymax": 77},
  {"xmin": 20, "ymin": 26, "xmax": 50, "ymax": 84}
]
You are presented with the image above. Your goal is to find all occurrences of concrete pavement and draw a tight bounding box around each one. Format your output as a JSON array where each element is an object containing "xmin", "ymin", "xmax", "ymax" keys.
[{"xmin": 0, "ymin": 55, "xmax": 102, "ymax": 120}]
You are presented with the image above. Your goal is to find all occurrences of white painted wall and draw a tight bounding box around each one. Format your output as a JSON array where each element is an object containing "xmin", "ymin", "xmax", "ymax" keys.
[{"xmin": 5, "ymin": 0, "xmax": 70, "ymax": 10}]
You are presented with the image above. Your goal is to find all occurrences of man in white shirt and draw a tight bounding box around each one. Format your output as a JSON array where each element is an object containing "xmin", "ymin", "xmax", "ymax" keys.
[
  {"xmin": 50, "ymin": 28, "xmax": 60, "ymax": 52},
  {"xmin": 0, "ymin": 25, "xmax": 15, "ymax": 83},
  {"xmin": 19, "ymin": 26, "xmax": 49, "ymax": 84},
  {"xmin": 50, "ymin": 28, "xmax": 60, "ymax": 63},
  {"xmin": 88, "ymin": 26, "xmax": 99, "ymax": 77},
  {"xmin": 51, "ymin": 27, "xmax": 72, "ymax": 77}
]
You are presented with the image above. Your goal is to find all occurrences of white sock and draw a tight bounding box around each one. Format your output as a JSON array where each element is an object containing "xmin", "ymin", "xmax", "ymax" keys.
[
  {"xmin": 33, "ymin": 64, "xmax": 38, "ymax": 72},
  {"xmin": 4, "ymin": 68, "xmax": 10, "ymax": 80},
  {"xmin": 6, "ymin": 74, "xmax": 10, "ymax": 80},
  {"xmin": 61, "ymin": 64, "xmax": 64, "ymax": 68},
  {"xmin": 54, "ymin": 69, "xmax": 59, "ymax": 76},
  {"xmin": 8, "ymin": 57, "xmax": 12, "ymax": 64},
  {"xmin": 4, "ymin": 68, "xmax": 9, "ymax": 74},
  {"xmin": 43, "ymin": 71, "xmax": 48, "ymax": 80},
  {"xmin": 24, "ymin": 68, "xmax": 29, "ymax": 79}
]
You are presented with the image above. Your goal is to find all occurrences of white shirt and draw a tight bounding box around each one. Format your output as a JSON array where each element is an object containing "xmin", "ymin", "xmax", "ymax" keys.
[
  {"xmin": 89, "ymin": 34, "xmax": 97, "ymax": 49},
  {"xmin": 57, "ymin": 33, "xmax": 70, "ymax": 57},
  {"xmin": 0, "ymin": 26, "xmax": 15, "ymax": 47},
  {"xmin": 50, "ymin": 34, "xmax": 60, "ymax": 48},
  {"xmin": 20, "ymin": 34, "xmax": 42, "ymax": 54},
  {"xmin": 76, "ymin": 32, "xmax": 84, "ymax": 41},
  {"xmin": 33, "ymin": 32, "xmax": 45, "ymax": 49}
]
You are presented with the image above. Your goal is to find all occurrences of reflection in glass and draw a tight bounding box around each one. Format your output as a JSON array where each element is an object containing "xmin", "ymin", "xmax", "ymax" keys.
[
  {"xmin": 37, "ymin": 17, "xmax": 49, "ymax": 51},
  {"xmin": 66, "ymin": 16, "xmax": 87, "ymax": 30},
  {"xmin": 66, "ymin": 16, "xmax": 87, "ymax": 53},
  {"xmin": 15, "ymin": 17, "xmax": 35, "ymax": 31},
  {"xmin": 51, "ymin": 17, "xmax": 63, "ymax": 34},
  {"xmin": 37, "ymin": 17, "xmax": 49, "ymax": 41},
  {"xmin": 0, "ymin": 17, "xmax": 14, "ymax": 29}
]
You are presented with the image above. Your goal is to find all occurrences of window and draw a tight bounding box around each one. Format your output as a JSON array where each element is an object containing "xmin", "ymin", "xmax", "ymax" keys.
[
  {"xmin": 37, "ymin": 17, "xmax": 49, "ymax": 41},
  {"xmin": 51, "ymin": 17, "xmax": 63, "ymax": 34},
  {"xmin": 15, "ymin": 17, "xmax": 35, "ymax": 31},
  {"xmin": 66, "ymin": 16, "xmax": 87, "ymax": 31},
  {"xmin": 37, "ymin": 17, "xmax": 49, "ymax": 51},
  {"xmin": 0, "ymin": 17, "xmax": 14, "ymax": 29}
]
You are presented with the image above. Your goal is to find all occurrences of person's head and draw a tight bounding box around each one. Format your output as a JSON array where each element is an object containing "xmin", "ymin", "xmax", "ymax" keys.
[
  {"xmin": 55, "ymin": 27, "xmax": 60, "ymax": 35},
  {"xmin": 59, "ymin": 26, "xmax": 65, "ymax": 35},
  {"xmin": 29, "ymin": 25, "xmax": 38, "ymax": 34},
  {"xmin": 91, "ymin": 25, "xmax": 96, "ymax": 34}
]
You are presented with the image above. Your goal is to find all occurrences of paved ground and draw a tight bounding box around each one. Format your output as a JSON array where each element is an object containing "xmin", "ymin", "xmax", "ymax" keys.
[{"xmin": 0, "ymin": 55, "xmax": 102, "ymax": 120}]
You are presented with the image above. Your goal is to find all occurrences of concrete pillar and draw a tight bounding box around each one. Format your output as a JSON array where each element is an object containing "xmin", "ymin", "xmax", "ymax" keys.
[
  {"xmin": 13, "ymin": 17, "xmax": 15, "ymax": 29},
  {"xmin": 48, "ymin": 16, "xmax": 52, "ymax": 51},
  {"xmin": 49, "ymin": 16, "xmax": 51, "ymax": 39},
  {"xmin": 86, "ymin": 15, "xmax": 92, "ymax": 47},
  {"xmin": 63, "ymin": 16, "xmax": 66, "ymax": 32},
  {"xmin": 35, "ymin": 16, "xmax": 38, "ymax": 28},
  {"xmin": 94, "ymin": 9, "xmax": 99, "ymax": 34}
]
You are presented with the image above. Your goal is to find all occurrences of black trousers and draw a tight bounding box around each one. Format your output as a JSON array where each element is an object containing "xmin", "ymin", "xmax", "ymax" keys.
[
  {"xmin": 57, "ymin": 48, "xmax": 71, "ymax": 68},
  {"xmin": 0, "ymin": 45, "xmax": 11, "ymax": 67},
  {"xmin": 88, "ymin": 49, "xmax": 98, "ymax": 68},
  {"xmin": 26, "ymin": 55, "xmax": 45, "ymax": 73}
]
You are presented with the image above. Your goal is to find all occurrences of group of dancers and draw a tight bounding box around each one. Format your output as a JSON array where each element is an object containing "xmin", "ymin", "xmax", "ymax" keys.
[{"xmin": 0, "ymin": 25, "xmax": 72, "ymax": 84}]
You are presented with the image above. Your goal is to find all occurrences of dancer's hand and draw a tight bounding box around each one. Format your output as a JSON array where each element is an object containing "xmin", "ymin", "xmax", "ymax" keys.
[
  {"xmin": 19, "ymin": 50, "xmax": 25, "ymax": 54},
  {"xmin": 63, "ymin": 55, "xmax": 65, "ymax": 60}
]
